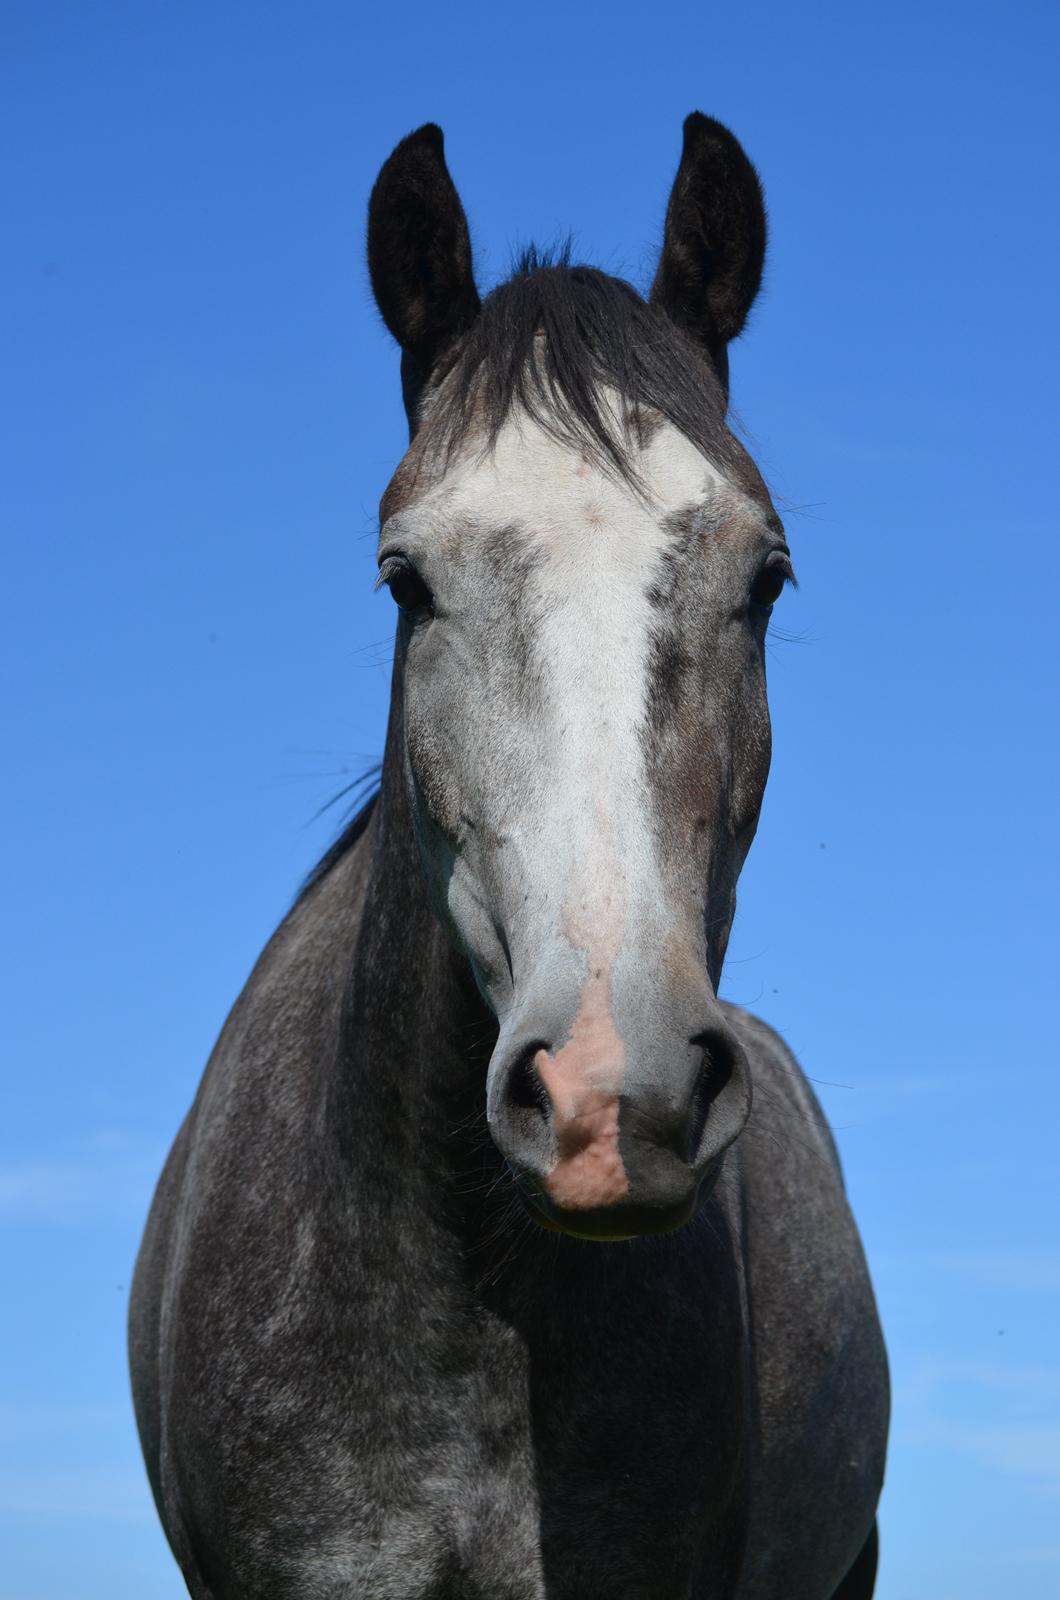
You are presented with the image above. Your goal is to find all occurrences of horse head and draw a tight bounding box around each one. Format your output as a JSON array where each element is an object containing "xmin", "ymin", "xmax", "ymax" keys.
[{"xmin": 368, "ymin": 117, "xmax": 791, "ymax": 1240}]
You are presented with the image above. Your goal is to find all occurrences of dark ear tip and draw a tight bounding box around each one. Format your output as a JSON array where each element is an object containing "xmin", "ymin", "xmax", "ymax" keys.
[
  {"xmin": 397, "ymin": 122, "xmax": 445, "ymax": 158},
  {"xmin": 655, "ymin": 111, "xmax": 768, "ymax": 375},
  {"xmin": 682, "ymin": 111, "xmax": 739, "ymax": 156}
]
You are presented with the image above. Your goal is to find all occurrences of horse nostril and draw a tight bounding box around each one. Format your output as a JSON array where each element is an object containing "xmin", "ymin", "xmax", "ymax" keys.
[
  {"xmin": 687, "ymin": 1031, "xmax": 736, "ymax": 1165},
  {"xmin": 506, "ymin": 1044, "xmax": 551, "ymax": 1122}
]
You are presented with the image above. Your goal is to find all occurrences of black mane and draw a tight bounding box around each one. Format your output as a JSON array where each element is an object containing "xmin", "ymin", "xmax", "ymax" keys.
[
  {"xmin": 297, "ymin": 780, "xmax": 379, "ymax": 904},
  {"xmin": 425, "ymin": 249, "xmax": 737, "ymax": 483}
]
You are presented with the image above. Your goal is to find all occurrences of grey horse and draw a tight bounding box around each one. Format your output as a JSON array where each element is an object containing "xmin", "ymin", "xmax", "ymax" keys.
[{"xmin": 130, "ymin": 113, "xmax": 889, "ymax": 1598}]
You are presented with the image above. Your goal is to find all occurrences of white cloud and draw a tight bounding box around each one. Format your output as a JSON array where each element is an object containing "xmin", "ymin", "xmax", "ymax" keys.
[
  {"xmin": 948, "ymin": 1422, "xmax": 1060, "ymax": 1481},
  {"xmin": 0, "ymin": 1138, "xmax": 164, "ymax": 1226},
  {"xmin": 0, "ymin": 1403, "xmax": 129, "ymax": 1442},
  {"xmin": 934, "ymin": 1253, "xmax": 1060, "ymax": 1293},
  {"xmin": 901, "ymin": 1361, "xmax": 1060, "ymax": 1402},
  {"xmin": 896, "ymin": 1360, "xmax": 1060, "ymax": 1492},
  {"xmin": 0, "ymin": 1468, "xmax": 154, "ymax": 1522},
  {"xmin": 1011, "ymin": 1548, "xmax": 1060, "ymax": 1567},
  {"xmin": 873, "ymin": 1248, "xmax": 1060, "ymax": 1295}
]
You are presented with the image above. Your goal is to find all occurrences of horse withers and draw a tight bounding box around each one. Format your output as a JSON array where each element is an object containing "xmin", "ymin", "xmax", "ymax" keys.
[{"xmin": 130, "ymin": 114, "xmax": 889, "ymax": 1598}]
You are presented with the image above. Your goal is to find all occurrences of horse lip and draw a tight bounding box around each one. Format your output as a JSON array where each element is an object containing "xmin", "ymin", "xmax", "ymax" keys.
[{"xmin": 509, "ymin": 1168, "xmax": 699, "ymax": 1242}]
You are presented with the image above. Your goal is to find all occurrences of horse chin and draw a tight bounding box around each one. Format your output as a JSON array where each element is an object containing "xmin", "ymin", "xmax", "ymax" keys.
[{"xmin": 511, "ymin": 1174, "xmax": 702, "ymax": 1243}]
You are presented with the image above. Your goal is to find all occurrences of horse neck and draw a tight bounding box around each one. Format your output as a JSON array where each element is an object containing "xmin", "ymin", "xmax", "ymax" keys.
[{"xmin": 333, "ymin": 667, "xmax": 503, "ymax": 1206}]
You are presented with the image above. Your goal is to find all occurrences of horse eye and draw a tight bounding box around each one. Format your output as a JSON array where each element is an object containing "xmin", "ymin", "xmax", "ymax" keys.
[
  {"xmin": 377, "ymin": 556, "xmax": 433, "ymax": 615},
  {"xmin": 749, "ymin": 551, "xmax": 795, "ymax": 611}
]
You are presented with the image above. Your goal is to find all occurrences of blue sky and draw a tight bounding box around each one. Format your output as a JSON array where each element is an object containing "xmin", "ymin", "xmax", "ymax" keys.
[{"xmin": 2, "ymin": 2, "xmax": 1058, "ymax": 1595}]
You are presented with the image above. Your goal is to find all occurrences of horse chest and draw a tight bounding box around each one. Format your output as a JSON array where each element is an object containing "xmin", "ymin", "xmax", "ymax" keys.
[
  {"xmin": 171, "ymin": 1222, "xmax": 749, "ymax": 1600},
  {"xmin": 401, "ymin": 1259, "xmax": 746, "ymax": 1596}
]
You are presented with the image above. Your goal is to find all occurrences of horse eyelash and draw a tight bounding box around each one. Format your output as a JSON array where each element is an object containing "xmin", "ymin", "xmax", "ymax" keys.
[{"xmin": 375, "ymin": 556, "xmax": 403, "ymax": 591}]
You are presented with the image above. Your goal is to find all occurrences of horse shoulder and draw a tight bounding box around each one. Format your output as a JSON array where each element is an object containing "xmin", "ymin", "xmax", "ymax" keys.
[
  {"xmin": 128, "ymin": 822, "xmax": 377, "ymax": 1591},
  {"xmin": 720, "ymin": 1004, "xmax": 889, "ymax": 1599}
]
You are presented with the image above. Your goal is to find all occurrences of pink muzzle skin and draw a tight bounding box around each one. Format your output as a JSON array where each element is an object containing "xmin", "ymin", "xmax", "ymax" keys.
[
  {"xmin": 533, "ymin": 1056, "xmax": 627, "ymax": 1209},
  {"xmin": 532, "ymin": 953, "xmax": 629, "ymax": 1212}
]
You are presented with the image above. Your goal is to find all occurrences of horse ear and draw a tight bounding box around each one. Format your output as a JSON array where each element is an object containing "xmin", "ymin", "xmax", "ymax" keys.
[
  {"xmin": 650, "ymin": 113, "xmax": 767, "ymax": 394},
  {"xmin": 367, "ymin": 124, "xmax": 480, "ymax": 395}
]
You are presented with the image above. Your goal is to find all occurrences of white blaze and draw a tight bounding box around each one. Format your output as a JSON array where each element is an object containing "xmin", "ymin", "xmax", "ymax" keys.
[{"xmin": 409, "ymin": 407, "xmax": 732, "ymax": 982}]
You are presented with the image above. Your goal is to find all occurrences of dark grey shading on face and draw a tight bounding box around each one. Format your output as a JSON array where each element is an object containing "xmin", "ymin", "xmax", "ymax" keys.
[
  {"xmin": 480, "ymin": 523, "xmax": 549, "ymax": 697},
  {"xmin": 642, "ymin": 499, "xmax": 775, "ymax": 986},
  {"xmin": 399, "ymin": 520, "xmax": 548, "ymax": 827},
  {"xmin": 395, "ymin": 517, "xmax": 565, "ymax": 1006}
]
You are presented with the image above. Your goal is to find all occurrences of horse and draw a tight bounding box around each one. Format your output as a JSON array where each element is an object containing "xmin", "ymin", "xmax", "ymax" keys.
[{"xmin": 129, "ymin": 113, "xmax": 889, "ymax": 1598}]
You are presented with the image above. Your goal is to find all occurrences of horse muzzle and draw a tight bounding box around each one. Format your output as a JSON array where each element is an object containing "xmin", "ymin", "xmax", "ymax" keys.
[{"xmin": 486, "ymin": 1001, "xmax": 751, "ymax": 1241}]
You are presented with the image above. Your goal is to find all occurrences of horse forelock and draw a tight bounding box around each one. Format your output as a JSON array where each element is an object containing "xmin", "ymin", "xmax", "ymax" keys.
[{"xmin": 379, "ymin": 253, "xmax": 773, "ymax": 526}]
